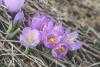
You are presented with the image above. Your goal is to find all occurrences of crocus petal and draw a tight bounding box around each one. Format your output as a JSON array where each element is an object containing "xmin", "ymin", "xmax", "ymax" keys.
[
  {"xmin": 51, "ymin": 23, "xmax": 65, "ymax": 35},
  {"xmin": 13, "ymin": 10, "xmax": 24, "ymax": 23},
  {"xmin": 51, "ymin": 43, "xmax": 68, "ymax": 59},
  {"xmin": 42, "ymin": 23, "xmax": 65, "ymax": 49},
  {"xmin": 20, "ymin": 27, "xmax": 41, "ymax": 48},
  {"xmin": 3, "ymin": 0, "xmax": 25, "ymax": 12},
  {"xmin": 63, "ymin": 31, "xmax": 81, "ymax": 50},
  {"xmin": 29, "ymin": 12, "xmax": 54, "ymax": 32},
  {"xmin": 69, "ymin": 41, "xmax": 81, "ymax": 50},
  {"xmin": 0, "ymin": 0, "xmax": 2, "ymax": 5}
]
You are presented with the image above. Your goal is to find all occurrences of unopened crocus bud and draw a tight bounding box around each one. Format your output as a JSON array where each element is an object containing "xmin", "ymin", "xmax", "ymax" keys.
[{"xmin": 13, "ymin": 10, "xmax": 24, "ymax": 23}]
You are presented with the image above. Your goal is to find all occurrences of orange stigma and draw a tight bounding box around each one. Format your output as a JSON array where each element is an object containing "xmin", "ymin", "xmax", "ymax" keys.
[
  {"xmin": 47, "ymin": 35, "xmax": 57, "ymax": 45},
  {"xmin": 57, "ymin": 46, "xmax": 65, "ymax": 53}
]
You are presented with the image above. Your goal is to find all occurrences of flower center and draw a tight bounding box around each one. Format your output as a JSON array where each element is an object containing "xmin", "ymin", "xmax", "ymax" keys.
[
  {"xmin": 27, "ymin": 32, "xmax": 35, "ymax": 44},
  {"xmin": 47, "ymin": 35, "xmax": 57, "ymax": 45},
  {"xmin": 57, "ymin": 46, "xmax": 65, "ymax": 53}
]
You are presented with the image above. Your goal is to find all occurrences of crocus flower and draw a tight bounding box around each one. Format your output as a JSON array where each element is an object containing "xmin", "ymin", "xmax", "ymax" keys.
[
  {"xmin": 13, "ymin": 10, "xmax": 24, "ymax": 23},
  {"xmin": 20, "ymin": 27, "xmax": 41, "ymax": 48},
  {"xmin": 63, "ymin": 31, "xmax": 81, "ymax": 50},
  {"xmin": 51, "ymin": 43, "xmax": 68, "ymax": 59},
  {"xmin": 42, "ymin": 32, "xmax": 61, "ymax": 48},
  {"xmin": 42, "ymin": 24, "xmax": 65, "ymax": 49},
  {"xmin": 3, "ymin": 0, "xmax": 25, "ymax": 12},
  {"xmin": 0, "ymin": 0, "xmax": 2, "ymax": 5},
  {"xmin": 29, "ymin": 12, "xmax": 54, "ymax": 32}
]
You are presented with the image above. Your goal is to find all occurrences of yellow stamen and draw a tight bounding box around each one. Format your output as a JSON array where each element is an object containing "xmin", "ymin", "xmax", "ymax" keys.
[
  {"xmin": 48, "ymin": 35, "xmax": 57, "ymax": 45},
  {"xmin": 27, "ymin": 32, "xmax": 35, "ymax": 44},
  {"xmin": 58, "ymin": 46, "xmax": 65, "ymax": 53}
]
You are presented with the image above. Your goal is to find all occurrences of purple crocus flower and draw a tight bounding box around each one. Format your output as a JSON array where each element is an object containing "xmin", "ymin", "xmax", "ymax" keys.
[
  {"xmin": 42, "ymin": 32, "xmax": 61, "ymax": 48},
  {"xmin": 13, "ymin": 10, "xmax": 24, "ymax": 23},
  {"xmin": 3, "ymin": 0, "xmax": 25, "ymax": 12},
  {"xmin": 51, "ymin": 43, "xmax": 68, "ymax": 59},
  {"xmin": 29, "ymin": 12, "xmax": 54, "ymax": 32},
  {"xmin": 0, "ymin": 0, "xmax": 2, "ymax": 5},
  {"xmin": 42, "ymin": 23, "xmax": 65, "ymax": 49},
  {"xmin": 20, "ymin": 27, "xmax": 41, "ymax": 48},
  {"xmin": 63, "ymin": 31, "xmax": 81, "ymax": 50}
]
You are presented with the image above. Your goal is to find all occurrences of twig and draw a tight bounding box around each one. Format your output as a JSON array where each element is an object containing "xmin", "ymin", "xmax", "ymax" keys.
[
  {"xmin": 82, "ymin": 42, "xmax": 100, "ymax": 55},
  {"xmin": 82, "ymin": 48, "xmax": 100, "ymax": 59},
  {"xmin": 1, "ymin": 35, "xmax": 46, "ymax": 67},
  {"xmin": 88, "ymin": 62, "xmax": 100, "ymax": 67},
  {"xmin": 81, "ymin": 48, "xmax": 95, "ymax": 63},
  {"xmin": 0, "ymin": 39, "xmax": 20, "ymax": 43},
  {"xmin": 33, "ymin": 48, "xmax": 70, "ymax": 67},
  {"xmin": 88, "ymin": 27, "xmax": 100, "ymax": 39}
]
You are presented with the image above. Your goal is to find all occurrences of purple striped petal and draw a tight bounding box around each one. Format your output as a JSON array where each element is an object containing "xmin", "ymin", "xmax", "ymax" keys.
[
  {"xmin": 63, "ymin": 31, "xmax": 81, "ymax": 50},
  {"xmin": 29, "ymin": 12, "xmax": 54, "ymax": 32}
]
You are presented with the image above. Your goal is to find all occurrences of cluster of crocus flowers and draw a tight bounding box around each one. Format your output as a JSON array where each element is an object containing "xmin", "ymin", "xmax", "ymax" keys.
[{"xmin": 19, "ymin": 12, "xmax": 81, "ymax": 59}]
